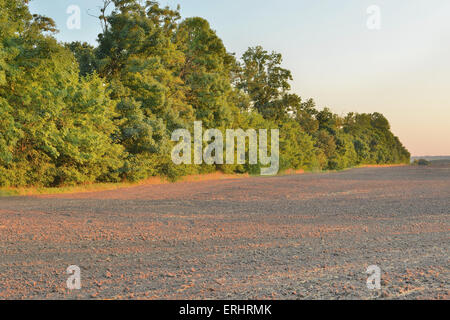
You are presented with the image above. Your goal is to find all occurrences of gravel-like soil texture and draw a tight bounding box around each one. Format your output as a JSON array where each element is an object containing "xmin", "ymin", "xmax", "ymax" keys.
[{"xmin": 0, "ymin": 165, "xmax": 449, "ymax": 300}]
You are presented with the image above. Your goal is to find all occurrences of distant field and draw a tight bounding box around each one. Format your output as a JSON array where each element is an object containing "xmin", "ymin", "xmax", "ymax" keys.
[
  {"xmin": 411, "ymin": 156, "xmax": 450, "ymax": 167},
  {"xmin": 0, "ymin": 165, "xmax": 449, "ymax": 300},
  {"xmin": 411, "ymin": 156, "xmax": 450, "ymax": 162}
]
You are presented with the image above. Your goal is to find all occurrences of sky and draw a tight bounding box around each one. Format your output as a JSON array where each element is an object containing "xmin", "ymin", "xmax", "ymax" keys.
[{"xmin": 29, "ymin": 0, "xmax": 450, "ymax": 156}]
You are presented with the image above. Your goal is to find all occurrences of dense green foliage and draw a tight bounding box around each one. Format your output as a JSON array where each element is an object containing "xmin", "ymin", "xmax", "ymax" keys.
[
  {"xmin": 413, "ymin": 159, "xmax": 430, "ymax": 166},
  {"xmin": 0, "ymin": 0, "xmax": 410, "ymax": 187}
]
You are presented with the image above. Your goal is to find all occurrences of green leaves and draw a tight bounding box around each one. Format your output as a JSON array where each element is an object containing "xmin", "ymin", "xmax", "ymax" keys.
[
  {"xmin": 0, "ymin": 0, "xmax": 410, "ymax": 187},
  {"xmin": 238, "ymin": 46, "xmax": 296, "ymax": 121},
  {"xmin": 177, "ymin": 17, "xmax": 236, "ymax": 129}
]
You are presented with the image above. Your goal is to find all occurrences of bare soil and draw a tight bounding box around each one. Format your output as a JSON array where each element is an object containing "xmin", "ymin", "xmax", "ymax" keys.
[{"xmin": 0, "ymin": 165, "xmax": 448, "ymax": 300}]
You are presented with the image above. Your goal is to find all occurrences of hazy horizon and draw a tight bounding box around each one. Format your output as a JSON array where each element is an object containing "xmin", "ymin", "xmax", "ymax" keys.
[{"xmin": 29, "ymin": 0, "xmax": 450, "ymax": 156}]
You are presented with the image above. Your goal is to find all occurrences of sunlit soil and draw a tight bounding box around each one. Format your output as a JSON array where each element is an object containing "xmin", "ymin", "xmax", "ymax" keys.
[{"xmin": 0, "ymin": 165, "xmax": 448, "ymax": 299}]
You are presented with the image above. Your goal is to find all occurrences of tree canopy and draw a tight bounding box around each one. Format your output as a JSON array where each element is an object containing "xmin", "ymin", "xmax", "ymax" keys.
[{"xmin": 0, "ymin": 0, "xmax": 410, "ymax": 187}]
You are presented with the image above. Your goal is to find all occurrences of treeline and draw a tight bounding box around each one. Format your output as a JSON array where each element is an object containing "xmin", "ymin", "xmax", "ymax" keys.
[{"xmin": 0, "ymin": 0, "xmax": 410, "ymax": 187}]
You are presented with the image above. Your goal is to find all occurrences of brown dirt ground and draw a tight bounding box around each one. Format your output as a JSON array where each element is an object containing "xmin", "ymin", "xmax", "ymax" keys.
[{"xmin": 0, "ymin": 165, "xmax": 449, "ymax": 300}]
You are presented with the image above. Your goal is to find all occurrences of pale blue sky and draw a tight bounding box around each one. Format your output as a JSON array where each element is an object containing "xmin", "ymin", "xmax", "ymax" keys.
[{"xmin": 29, "ymin": 0, "xmax": 450, "ymax": 156}]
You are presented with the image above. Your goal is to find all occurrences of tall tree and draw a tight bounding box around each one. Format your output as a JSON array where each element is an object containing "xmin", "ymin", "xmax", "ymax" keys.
[
  {"xmin": 238, "ymin": 46, "xmax": 300, "ymax": 121},
  {"xmin": 176, "ymin": 17, "xmax": 238, "ymax": 128},
  {"xmin": 0, "ymin": 0, "xmax": 124, "ymax": 187},
  {"xmin": 95, "ymin": 0, "xmax": 193, "ymax": 180}
]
